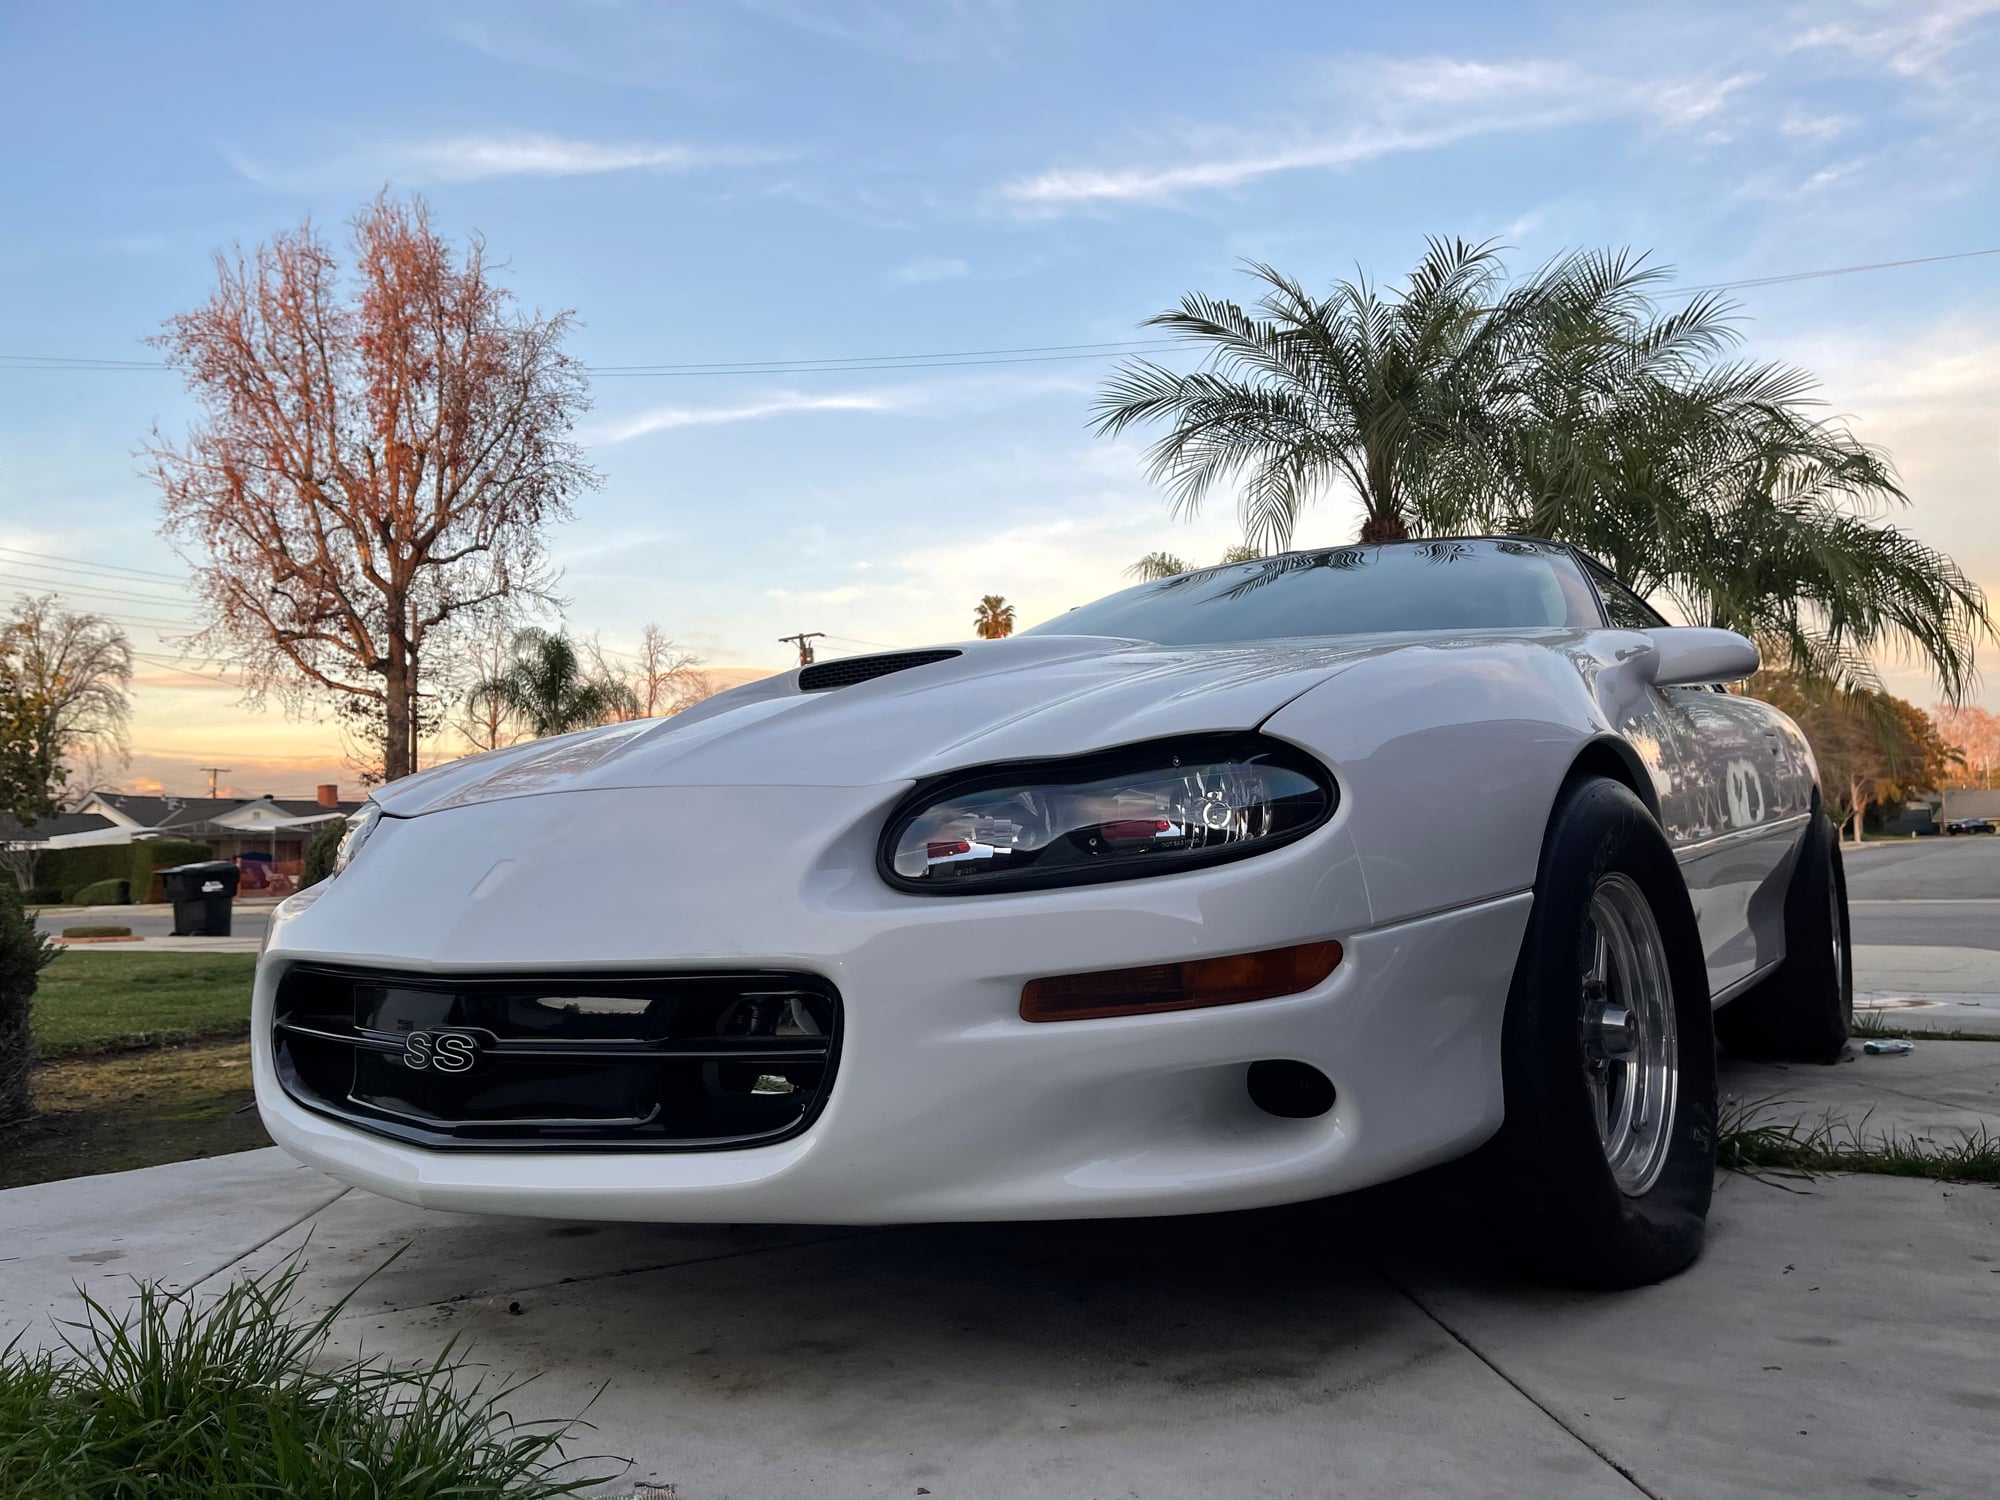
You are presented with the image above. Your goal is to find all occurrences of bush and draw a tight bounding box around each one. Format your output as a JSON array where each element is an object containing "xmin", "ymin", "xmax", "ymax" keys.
[
  {"xmin": 70, "ymin": 878, "xmax": 130, "ymax": 906},
  {"xmin": 26, "ymin": 885, "xmax": 62, "ymax": 906},
  {"xmin": 42, "ymin": 844, "xmax": 134, "ymax": 903},
  {"xmin": 0, "ymin": 884, "xmax": 57, "ymax": 1129},
  {"xmin": 0, "ymin": 1259, "xmax": 607, "ymax": 1498},
  {"xmin": 302, "ymin": 819, "xmax": 346, "ymax": 889},
  {"xmin": 130, "ymin": 840, "xmax": 214, "ymax": 903},
  {"xmin": 60, "ymin": 925, "xmax": 132, "ymax": 939}
]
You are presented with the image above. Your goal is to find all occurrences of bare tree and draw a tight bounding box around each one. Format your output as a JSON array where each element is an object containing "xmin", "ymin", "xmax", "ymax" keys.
[
  {"xmin": 149, "ymin": 194, "xmax": 597, "ymax": 783},
  {"xmin": 1, "ymin": 594, "xmax": 132, "ymax": 822},
  {"xmin": 633, "ymin": 624, "xmax": 712, "ymax": 717},
  {"xmin": 450, "ymin": 629, "xmax": 523, "ymax": 753}
]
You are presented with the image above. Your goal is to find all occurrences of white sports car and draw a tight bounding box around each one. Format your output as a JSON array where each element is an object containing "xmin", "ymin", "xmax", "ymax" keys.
[{"xmin": 254, "ymin": 538, "xmax": 1851, "ymax": 1287}]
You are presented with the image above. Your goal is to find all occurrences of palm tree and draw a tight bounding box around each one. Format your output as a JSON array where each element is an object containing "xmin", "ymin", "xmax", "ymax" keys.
[
  {"xmin": 973, "ymin": 595, "xmax": 1016, "ymax": 639},
  {"xmin": 1126, "ymin": 552, "xmax": 1191, "ymax": 582},
  {"xmin": 466, "ymin": 627, "xmax": 638, "ymax": 740},
  {"xmin": 1097, "ymin": 241, "xmax": 1992, "ymax": 699},
  {"xmin": 1092, "ymin": 240, "xmax": 1691, "ymax": 548}
]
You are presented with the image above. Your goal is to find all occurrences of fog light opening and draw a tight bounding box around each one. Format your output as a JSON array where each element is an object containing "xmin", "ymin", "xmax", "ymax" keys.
[{"xmin": 1247, "ymin": 1060, "xmax": 1336, "ymax": 1119}]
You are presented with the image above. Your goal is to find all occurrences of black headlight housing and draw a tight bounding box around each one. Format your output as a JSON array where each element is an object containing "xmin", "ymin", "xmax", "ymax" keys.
[{"xmin": 878, "ymin": 734, "xmax": 1336, "ymax": 896}]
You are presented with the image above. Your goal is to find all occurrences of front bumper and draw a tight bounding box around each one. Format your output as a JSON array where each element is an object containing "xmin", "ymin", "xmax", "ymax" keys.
[{"xmin": 253, "ymin": 785, "xmax": 1530, "ymax": 1222}]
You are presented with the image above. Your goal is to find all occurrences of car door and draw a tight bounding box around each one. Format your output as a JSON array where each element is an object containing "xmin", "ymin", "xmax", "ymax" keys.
[{"xmin": 1584, "ymin": 563, "xmax": 1812, "ymax": 1002}]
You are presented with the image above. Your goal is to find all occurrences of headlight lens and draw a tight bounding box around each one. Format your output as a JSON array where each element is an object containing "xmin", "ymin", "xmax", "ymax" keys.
[
  {"xmin": 333, "ymin": 803, "xmax": 382, "ymax": 877},
  {"xmin": 881, "ymin": 735, "xmax": 1334, "ymax": 894}
]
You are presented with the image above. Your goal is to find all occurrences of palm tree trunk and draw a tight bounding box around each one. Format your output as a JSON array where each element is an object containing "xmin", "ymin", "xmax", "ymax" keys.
[{"xmin": 1358, "ymin": 511, "xmax": 1411, "ymax": 543}]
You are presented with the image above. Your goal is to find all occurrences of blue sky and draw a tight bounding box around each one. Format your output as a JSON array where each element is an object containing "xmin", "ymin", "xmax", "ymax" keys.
[{"xmin": 2, "ymin": 0, "xmax": 1997, "ymax": 793}]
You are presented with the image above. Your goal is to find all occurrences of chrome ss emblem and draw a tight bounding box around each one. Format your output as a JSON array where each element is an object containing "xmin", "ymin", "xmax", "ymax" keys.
[{"xmin": 401, "ymin": 1029, "xmax": 482, "ymax": 1073}]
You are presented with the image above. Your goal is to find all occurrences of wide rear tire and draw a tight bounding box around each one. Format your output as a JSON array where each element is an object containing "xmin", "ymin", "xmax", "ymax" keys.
[
  {"xmin": 1477, "ymin": 777, "xmax": 1717, "ymax": 1289},
  {"xmin": 1713, "ymin": 811, "xmax": 1852, "ymax": 1064}
]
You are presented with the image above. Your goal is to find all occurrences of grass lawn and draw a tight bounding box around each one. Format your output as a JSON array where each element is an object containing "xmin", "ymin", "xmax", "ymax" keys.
[
  {"xmin": 1, "ymin": 952, "xmax": 265, "ymax": 1189},
  {"xmin": 32, "ymin": 950, "xmax": 256, "ymax": 1058},
  {"xmin": 0, "ymin": 1040, "xmax": 269, "ymax": 1190}
]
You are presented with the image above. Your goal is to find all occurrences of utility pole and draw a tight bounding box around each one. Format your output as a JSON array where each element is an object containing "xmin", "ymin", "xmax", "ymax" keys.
[
  {"xmin": 198, "ymin": 766, "xmax": 233, "ymax": 799},
  {"xmin": 778, "ymin": 632, "xmax": 825, "ymax": 666}
]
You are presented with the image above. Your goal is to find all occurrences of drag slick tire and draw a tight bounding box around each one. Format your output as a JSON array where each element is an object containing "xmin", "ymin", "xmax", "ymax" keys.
[
  {"xmin": 1477, "ymin": 776, "xmax": 1717, "ymax": 1289},
  {"xmin": 1713, "ymin": 810, "xmax": 1852, "ymax": 1065}
]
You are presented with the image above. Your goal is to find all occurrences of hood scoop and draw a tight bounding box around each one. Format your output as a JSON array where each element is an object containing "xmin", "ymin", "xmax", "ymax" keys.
[{"xmin": 799, "ymin": 648, "xmax": 961, "ymax": 692}]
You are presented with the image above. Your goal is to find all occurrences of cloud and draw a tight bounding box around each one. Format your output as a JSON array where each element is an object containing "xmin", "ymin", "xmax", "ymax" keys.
[
  {"xmin": 1789, "ymin": 0, "xmax": 2000, "ymax": 80},
  {"xmin": 229, "ymin": 133, "xmax": 787, "ymax": 188},
  {"xmin": 594, "ymin": 391, "xmax": 908, "ymax": 444},
  {"xmin": 999, "ymin": 55, "xmax": 1763, "ymax": 210},
  {"xmin": 732, "ymin": 0, "xmax": 1017, "ymax": 62},
  {"xmin": 890, "ymin": 255, "xmax": 970, "ymax": 284},
  {"xmin": 1779, "ymin": 109, "xmax": 1854, "ymax": 140}
]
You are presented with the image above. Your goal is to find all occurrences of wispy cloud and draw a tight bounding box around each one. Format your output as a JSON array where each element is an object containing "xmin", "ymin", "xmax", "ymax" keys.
[
  {"xmin": 889, "ymin": 255, "xmax": 969, "ymax": 284},
  {"xmin": 1000, "ymin": 55, "xmax": 1763, "ymax": 211},
  {"xmin": 229, "ymin": 133, "xmax": 788, "ymax": 188},
  {"xmin": 732, "ymin": 0, "xmax": 1017, "ymax": 62},
  {"xmin": 594, "ymin": 391, "xmax": 908, "ymax": 444},
  {"xmin": 1789, "ymin": 0, "xmax": 2000, "ymax": 80}
]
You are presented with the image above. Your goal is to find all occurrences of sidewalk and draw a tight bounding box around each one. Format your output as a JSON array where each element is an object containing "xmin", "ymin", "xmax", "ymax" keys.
[{"xmin": 4, "ymin": 1044, "xmax": 1995, "ymax": 1499}]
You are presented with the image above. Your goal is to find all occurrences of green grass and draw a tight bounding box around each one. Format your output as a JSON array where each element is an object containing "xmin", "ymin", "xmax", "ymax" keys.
[
  {"xmin": 0, "ymin": 1257, "xmax": 612, "ymax": 1498},
  {"xmin": 1718, "ymin": 1096, "xmax": 2000, "ymax": 1185},
  {"xmin": 32, "ymin": 951, "xmax": 255, "ymax": 1060},
  {"xmin": 1851, "ymin": 1009, "xmax": 2000, "ymax": 1043}
]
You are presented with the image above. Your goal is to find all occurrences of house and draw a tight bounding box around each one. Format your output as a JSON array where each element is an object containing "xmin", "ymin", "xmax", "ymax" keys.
[
  {"xmin": 66, "ymin": 784, "xmax": 365, "ymax": 863},
  {"xmin": 0, "ymin": 810, "xmax": 121, "ymax": 846}
]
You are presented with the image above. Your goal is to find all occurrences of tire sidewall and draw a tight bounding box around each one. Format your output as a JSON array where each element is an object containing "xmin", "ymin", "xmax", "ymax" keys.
[{"xmin": 1495, "ymin": 777, "xmax": 1717, "ymax": 1285}]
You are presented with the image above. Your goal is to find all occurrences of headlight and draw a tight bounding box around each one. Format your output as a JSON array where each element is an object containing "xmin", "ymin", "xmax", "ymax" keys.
[
  {"xmin": 333, "ymin": 802, "xmax": 382, "ymax": 877},
  {"xmin": 881, "ymin": 735, "xmax": 1334, "ymax": 895}
]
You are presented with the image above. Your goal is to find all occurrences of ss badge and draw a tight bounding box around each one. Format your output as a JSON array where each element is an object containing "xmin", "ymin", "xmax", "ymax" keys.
[{"xmin": 400, "ymin": 1029, "xmax": 483, "ymax": 1073}]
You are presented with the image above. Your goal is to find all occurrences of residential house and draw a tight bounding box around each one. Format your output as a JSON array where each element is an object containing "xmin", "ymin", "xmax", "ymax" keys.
[{"xmin": 66, "ymin": 785, "xmax": 364, "ymax": 863}]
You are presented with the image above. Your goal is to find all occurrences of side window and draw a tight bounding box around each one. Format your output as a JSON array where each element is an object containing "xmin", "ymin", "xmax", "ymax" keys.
[{"xmin": 1587, "ymin": 565, "xmax": 1669, "ymax": 630}]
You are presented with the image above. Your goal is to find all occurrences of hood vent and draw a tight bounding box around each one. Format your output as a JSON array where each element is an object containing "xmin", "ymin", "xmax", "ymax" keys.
[{"xmin": 799, "ymin": 648, "xmax": 962, "ymax": 692}]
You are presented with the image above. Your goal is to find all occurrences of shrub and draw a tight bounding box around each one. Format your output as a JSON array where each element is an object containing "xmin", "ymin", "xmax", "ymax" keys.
[
  {"xmin": 43, "ymin": 843, "xmax": 134, "ymax": 902},
  {"xmin": 130, "ymin": 840, "xmax": 214, "ymax": 903},
  {"xmin": 70, "ymin": 878, "xmax": 130, "ymax": 906},
  {"xmin": 60, "ymin": 925, "xmax": 133, "ymax": 939},
  {"xmin": 26, "ymin": 885, "xmax": 62, "ymax": 906},
  {"xmin": 302, "ymin": 819, "xmax": 346, "ymax": 889},
  {"xmin": 0, "ymin": 1259, "xmax": 608, "ymax": 1498},
  {"xmin": 0, "ymin": 884, "xmax": 57, "ymax": 1129}
]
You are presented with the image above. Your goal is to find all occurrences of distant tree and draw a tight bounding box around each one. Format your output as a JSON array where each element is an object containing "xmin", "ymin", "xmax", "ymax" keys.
[
  {"xmin": 0, "ymin": 595, "xmax": 132, "ymax": 825},
  {"xmin": 1126, "ymin": 552, "xmax": 1191, "ymax": 582},
  {"xmin": 150, "ymin": 193, "xmax": 597, "ymax": 783},
  {"xmin": 300, "ymin": 818, "xmax": 346, "ymax": 889},
  {"xmin": 449, "ymin": 630, "xmax": 522, "ymax": 755},
  {"xmin": 628, "ymin": 625, "xmax": 713, "ymax": 717},
  {"xmin": 467, "ymin": 628, "xmax": 637, "ymax": 741},
  {"xmin": 1758, "ymin": 679, "xmax": 1955, "ymax": 842},
  {"xmin": 1218, "ymin": 542, "xmax": 1265, "ymax": 564},
  {"xmin": 973, "ymin": 595, "xmax": 1016, "ymax": 639},
  {"xmin": 1932, "ymin": 705, "xmax": 2000, "ymax": 788}
]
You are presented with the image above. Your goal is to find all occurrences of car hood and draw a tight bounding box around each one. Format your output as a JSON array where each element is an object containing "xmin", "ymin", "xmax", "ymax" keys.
[{"xmin": 370, "ymin": 630, "xmax": 1555, "ymax": 817}]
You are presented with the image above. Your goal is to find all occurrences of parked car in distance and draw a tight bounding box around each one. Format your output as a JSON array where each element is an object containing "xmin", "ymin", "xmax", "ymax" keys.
[{"xmin": 1945, "ymin": 817, "xmax": 1996, "ymax": 835}]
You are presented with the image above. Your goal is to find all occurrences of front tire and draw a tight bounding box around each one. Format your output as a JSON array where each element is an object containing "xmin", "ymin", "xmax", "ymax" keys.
[
  {"xmin": 1477, "ymin": 777, "xmax": 1717, "ymax": 1289},
  {"xmin": 1714, "ymin": 811, "xmax": 1851, "ymax": 1064}
]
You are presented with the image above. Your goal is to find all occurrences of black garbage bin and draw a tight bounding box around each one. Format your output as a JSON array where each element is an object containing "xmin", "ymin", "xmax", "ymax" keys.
[{"xmin": 158, "ymin": 860, "xmax": 241, "ymax": 936}]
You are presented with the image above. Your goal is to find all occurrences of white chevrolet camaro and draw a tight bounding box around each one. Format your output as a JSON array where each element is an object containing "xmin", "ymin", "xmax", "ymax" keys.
[{"xmin": 255, "ymin": 538, "xmax": 1852, "ymax": 1288}]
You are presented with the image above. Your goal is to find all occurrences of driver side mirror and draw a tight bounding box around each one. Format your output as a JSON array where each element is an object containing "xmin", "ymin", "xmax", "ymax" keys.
[{"xmin": 1643, "ymin": 628, "xmax": 1760, "ymax": 687}]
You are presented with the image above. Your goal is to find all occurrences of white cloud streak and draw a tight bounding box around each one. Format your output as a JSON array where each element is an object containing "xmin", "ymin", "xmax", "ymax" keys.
[
  {"xmin": 1000, "ymin": 55, "xmax": 1765, "ymax": 210},
  {"xmin": 596, "ymin": 391, "xmax": 907, "ymax": 444},
  {"xmin": 229, "ymin": 134, "xmax": 788, "ymax": 188}
]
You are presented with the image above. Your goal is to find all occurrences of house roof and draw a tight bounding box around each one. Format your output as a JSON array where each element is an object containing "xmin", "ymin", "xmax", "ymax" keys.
[
  {"xmin": 89, "ymin": 791, "xmax": 366, "ymax": 829},
  {"xmin": 0, "ymin": 811, "xmax": 118, "ymax": 843}
]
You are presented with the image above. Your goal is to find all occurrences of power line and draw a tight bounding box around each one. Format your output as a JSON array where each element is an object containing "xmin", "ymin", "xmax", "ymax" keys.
[
  {"xmin": 4, "ymin": 243, "xmax": 1991, "ymax": 378},
  {"xmin": 0, "ymin": 561, "xmax": 194, "ymax": 606},
  {"xmin": 0, "ymin": 544, "xmax": 188, "ymax": 582}
]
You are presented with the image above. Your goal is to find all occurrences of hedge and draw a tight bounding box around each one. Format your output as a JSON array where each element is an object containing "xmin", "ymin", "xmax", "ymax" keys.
[
  {"xmin": 39, "ymin": 845, "xmax": 133, "ymax": 904},
  {"xmin": 131, "ymin": 841, "xmax": 215, "ymax": 903},
  {"xmin": 70, "ymin": 879, "xmax": 131, "ymax": 906}
]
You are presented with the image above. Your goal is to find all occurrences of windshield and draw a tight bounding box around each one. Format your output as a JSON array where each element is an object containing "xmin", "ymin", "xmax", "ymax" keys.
[{"xmin": 1026, "ymin": 539, "xmax": 1604, "ymax": 646}]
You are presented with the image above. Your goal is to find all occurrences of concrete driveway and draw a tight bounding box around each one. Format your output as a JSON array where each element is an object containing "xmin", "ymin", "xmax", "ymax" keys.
[{"xmin": 5, "ymin": 838, "xmax": 1998, "ymax": 1497}]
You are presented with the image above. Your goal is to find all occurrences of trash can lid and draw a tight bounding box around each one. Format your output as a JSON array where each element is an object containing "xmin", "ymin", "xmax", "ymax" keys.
[{"xmin": 160, "ymin": 860, "xmax": 241, "ymax": 875}]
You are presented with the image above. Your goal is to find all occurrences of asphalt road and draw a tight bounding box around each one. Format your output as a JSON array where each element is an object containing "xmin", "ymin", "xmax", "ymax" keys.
[
  {"xmin": 1846, "ymin": 835, "xmax": 2000, "ymax": 950},
  {"xmin": 36, "ymin": 902, "xmax": 274, "ymax": 943}
]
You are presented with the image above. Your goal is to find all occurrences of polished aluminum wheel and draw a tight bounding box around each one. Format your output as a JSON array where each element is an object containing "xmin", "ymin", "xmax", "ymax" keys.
[{"xmin": 1581, "ymin": 872, "xmax": 1679, "ymax": 1196}]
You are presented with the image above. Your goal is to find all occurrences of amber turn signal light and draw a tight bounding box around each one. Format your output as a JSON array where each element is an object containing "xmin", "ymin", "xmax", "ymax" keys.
[{"xmin": 1020, "ymin": 940, "xmax": 1342, "ymax": 1023}]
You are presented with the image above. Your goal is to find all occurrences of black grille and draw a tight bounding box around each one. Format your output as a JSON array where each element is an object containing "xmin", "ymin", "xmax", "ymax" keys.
[
  {"xmin": 799, "ymin": 648, "xmax": 960, "ymax": 691},
  {"xmin": 272, "ymin": 966, "xmax": 841, "ymax": 1152}
]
